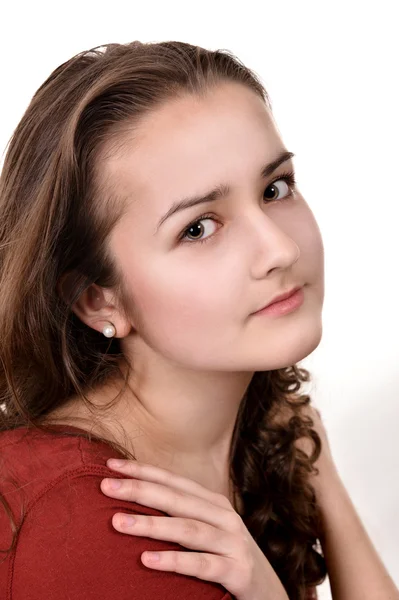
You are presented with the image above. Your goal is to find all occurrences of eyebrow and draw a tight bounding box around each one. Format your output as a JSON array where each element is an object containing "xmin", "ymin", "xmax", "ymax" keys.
[{"xmin": 155, "ymin": 149, "xmax": 295, "ymax": 233}]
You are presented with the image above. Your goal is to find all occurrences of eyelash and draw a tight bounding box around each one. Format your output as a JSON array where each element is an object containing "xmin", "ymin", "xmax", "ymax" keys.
[{"xmin": 178, "ymin": 170, "xmax": 297, "ymax": 246}]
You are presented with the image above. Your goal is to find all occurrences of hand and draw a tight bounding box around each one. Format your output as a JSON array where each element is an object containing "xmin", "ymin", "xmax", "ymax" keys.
[{"xmin": 101, "ymin": 459, "xmax": 289, "ymax": 600}]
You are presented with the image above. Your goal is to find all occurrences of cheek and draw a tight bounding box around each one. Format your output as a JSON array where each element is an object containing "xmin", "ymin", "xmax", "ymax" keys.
[
  {"xmin": 123, "ymin": 252, "xmax": 243, "ymax": 351},
  {"xmin": 285, "ymin": 202, "xmax": 325, "ymax": 279}
]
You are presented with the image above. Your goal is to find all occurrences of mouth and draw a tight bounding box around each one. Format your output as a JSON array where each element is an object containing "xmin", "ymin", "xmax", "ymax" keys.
[{"xmin": 252, "ymin": 286, "xmax": 305, "ymax": 317}]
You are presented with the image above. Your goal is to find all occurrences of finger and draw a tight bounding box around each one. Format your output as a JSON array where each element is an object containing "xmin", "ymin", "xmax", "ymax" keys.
[
  {"xmin": 105, "ymin": 459, "xmax": 231, "ymax": 510},
  {"xmin": 140, "ymin": 548, "xmax": 234, "ymax": 589},
  {"xmin": 101, "ymin": 477, "xmax": 240, "ymax": 533},
  {"xmin": 112, "ymin": 513, "xmax": 235, "ymax": 556}
]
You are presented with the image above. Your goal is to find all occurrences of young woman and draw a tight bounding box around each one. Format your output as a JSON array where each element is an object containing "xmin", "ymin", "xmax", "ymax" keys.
[{"xmin": 0, "ymin": 40, "xmax": 397, "ymax": 600}]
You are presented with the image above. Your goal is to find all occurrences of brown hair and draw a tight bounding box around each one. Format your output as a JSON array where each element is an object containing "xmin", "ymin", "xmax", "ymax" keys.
[{"xmin": 0, "ymin": 40, "xmax": 327, "ymax": 599}]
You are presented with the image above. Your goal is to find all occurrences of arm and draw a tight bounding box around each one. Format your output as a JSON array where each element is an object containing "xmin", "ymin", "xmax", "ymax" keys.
[
  {"xmin": 295, "ymin": 403, "xmax": 399, "ymax": 600},
  {"xmin": 315, "ymin": 466, "xmax": 399, "ymax": 600},
  {"xmin": 291, "ymin": 400, "xmax": 398, "ymax": 599}
]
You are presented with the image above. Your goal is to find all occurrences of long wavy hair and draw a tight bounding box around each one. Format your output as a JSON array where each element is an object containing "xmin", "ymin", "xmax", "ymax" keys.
[{"xmin": 0, "ymin": 40, "xmax": 327, "ymax": 599}]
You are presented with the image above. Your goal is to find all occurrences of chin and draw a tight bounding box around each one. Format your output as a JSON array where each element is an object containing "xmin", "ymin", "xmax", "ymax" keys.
[
  {"xmin": 244, "ymin": 315, "xmax": 323, "ymax": 372},
  {"xmin": 288, "ymin": 317, "xmax": 323, "ymax": 362}
]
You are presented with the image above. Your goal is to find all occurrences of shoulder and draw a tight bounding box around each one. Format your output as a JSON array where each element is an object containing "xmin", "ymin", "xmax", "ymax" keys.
[
  {"xmin": 10, "ymin": 472, "xmax": 231, "ymax": 600},
  {"xmin": 0, "ymin": 425, "xmax": 116, "ymax": 510},
  {"xmin": 1, "ymin": 428, "xmax": 231, "ymax": 600}
]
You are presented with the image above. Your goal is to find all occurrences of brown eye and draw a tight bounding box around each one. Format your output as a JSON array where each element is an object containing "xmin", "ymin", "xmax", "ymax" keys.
[
  {"xmin": 186, "ymin": 221, "xmax": 204, "ymax": 240},
  {"xmin": 181, "ymin": 217, "xmax": 218, "ymax": 243},
  {"xmin": 264, "ymin": 178, "xmax": 291, "ymax": 202}
]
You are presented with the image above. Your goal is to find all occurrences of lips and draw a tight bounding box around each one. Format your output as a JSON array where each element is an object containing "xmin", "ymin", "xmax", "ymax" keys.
[{"xmin": 257, "ymin": 286, "xmax": 302, "ymax": 312}]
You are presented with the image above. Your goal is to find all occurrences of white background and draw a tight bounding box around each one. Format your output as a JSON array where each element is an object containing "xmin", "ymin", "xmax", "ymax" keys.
[{"xmin": 1, "ymin": 1, "xmax": 398, "ymax": 597}]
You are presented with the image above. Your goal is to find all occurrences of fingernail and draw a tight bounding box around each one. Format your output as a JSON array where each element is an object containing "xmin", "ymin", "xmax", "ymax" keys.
[
  {"xmin": 145, "ymin": 552, "xmax": 160, "ymax": 562},
  {"xmin": 122, "ymin": 515, "xmax": 136, "ymax": 527},
  {"xmin": 106, "ymin": 478, "xmax": 122, "ymax": 490},
  {"xmin": 107, "ymin": 459, "xmax": 125, "ymax": 468}
]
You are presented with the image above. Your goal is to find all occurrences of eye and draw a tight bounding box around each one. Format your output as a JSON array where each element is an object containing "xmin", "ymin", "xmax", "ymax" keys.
[
  {"xmin": 264, "ymin": 171, "xmax": 297, "ymax": 202},
  {"xmin": 179, "ymin": 214, "xmax": 219, "ymax": 245}
]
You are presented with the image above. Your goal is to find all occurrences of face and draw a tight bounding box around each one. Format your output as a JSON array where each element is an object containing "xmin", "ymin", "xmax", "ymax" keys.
[{"xmin": 103, "ymin": 82, "xmax": 325, "ymax": 372}]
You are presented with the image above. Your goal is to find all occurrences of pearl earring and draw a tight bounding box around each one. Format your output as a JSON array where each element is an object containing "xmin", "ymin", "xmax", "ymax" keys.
[{"xmin": 102, "ymin": 322, "xmax": 116, "ymax": 338}]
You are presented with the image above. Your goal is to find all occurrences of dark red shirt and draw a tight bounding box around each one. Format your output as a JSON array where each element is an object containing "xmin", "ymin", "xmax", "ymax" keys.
[{"xmin": 0, "ymin": 425, "xmax": 233, "ymax": 599}]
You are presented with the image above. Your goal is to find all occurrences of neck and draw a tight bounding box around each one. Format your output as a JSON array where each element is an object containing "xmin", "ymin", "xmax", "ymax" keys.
[{"xmin": 47, "ymin": 350, "xmax": 254, "ymax": 509}]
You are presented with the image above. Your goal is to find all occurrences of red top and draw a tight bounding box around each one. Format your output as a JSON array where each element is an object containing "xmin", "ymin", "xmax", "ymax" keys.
[
  {"xmin": 0, "ymin": 424, "xmax": 318, "ymax": 600},
  {"xmin": 0, "ymin": 425, "xmax": 232, "ymax": 599}
]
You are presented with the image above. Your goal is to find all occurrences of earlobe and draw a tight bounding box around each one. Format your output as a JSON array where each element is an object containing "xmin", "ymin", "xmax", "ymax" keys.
[{"xmin": 102, "ymin": 322, "xmax": 116, "ymax": 338}]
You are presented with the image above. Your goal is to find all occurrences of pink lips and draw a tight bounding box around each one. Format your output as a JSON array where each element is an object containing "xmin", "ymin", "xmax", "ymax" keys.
[
  {"xmin": 265, "ymin": 286, "xmax": 302, "ymax": 308},
  {"xmin": 252, "ymin": 286, "xmax": 305, "ymax": 317}
]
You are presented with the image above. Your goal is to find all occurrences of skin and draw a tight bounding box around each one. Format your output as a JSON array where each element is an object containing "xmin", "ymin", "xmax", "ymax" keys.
[{"xmin": 59, "ymin": 81, "xmax": 325, "ymax": 502}]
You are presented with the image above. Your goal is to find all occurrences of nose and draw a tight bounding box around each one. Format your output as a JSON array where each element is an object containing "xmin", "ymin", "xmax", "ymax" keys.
[{"xmin": 247, "ymin": 211, "xmax": 300, "ymax": 279}]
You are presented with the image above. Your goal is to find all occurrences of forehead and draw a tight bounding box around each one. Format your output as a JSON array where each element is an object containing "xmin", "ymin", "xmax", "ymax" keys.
[{"xmin": 102, "ymin": 82, "xmax": 282, "ymax": 222}]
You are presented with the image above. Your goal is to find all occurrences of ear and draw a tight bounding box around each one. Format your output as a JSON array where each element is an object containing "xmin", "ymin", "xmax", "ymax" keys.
[
  {"xmin": 57, "ymin": 274, "xmax": 132, "ymax": 338},
  {"xmin": 74, "ymin": 283, "xmax": 133, "ymax": 338}
]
